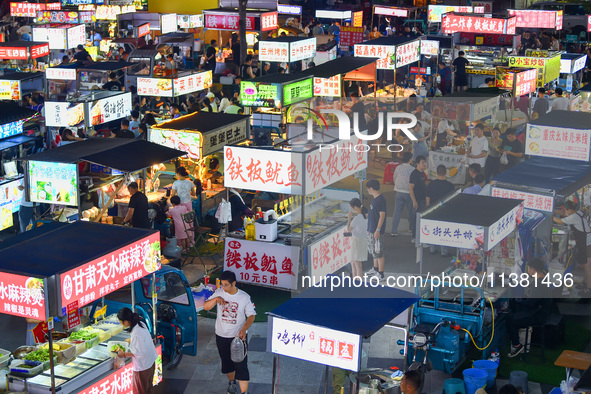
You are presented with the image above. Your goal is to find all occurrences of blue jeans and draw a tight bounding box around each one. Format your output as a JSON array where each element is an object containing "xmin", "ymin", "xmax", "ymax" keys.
[
  {"xmin": 19, "ymin": 205, "xmax": 35, "ymax": 233},
  {"xmin": 392, "ymin": 192, "xmax": 414, "ymax": 234},
  {"xmin": 429, "ymin": 244, "xmax": 449, "ymax": 256}
]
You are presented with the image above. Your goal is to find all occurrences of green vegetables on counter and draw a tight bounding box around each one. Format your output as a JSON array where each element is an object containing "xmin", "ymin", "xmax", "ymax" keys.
[
  {"xmin": 69, "ymin": 331, "xmax": 99, "ymax": 341},
  {"xmin": 24, "ymin": 348, "xmax": 51, "ymax": 362}
]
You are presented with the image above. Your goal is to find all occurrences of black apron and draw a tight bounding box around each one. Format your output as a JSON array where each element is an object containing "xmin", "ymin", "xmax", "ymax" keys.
[{"xmin": 570, "ymin": 213, "xmax": 588, "ymax": 265}]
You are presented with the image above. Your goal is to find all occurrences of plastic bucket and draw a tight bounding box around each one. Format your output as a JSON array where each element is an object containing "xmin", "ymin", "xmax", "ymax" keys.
[
  {"xmin": 473, "ymin": 359, "xmax": 498, "ymax": 388},
  {"xmin": 463, "ymin": 368, "xmax": 488, "ymax": 394}
]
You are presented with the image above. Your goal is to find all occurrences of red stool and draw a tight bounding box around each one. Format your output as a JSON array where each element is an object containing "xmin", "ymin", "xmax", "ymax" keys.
[{"xmin": 383, "ymin": 162, "xmax": 400, "ymax": 185}]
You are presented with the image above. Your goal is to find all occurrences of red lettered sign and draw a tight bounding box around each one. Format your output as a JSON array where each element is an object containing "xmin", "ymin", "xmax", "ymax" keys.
[
  {"xmin": 205, "ymin": 13, "xmax": 255, "ymax": 31},
  {"xmin": 31, "ymin": 43, "xmax": 50, "ymax": 58},
  {"xmin": 0, "ymin": 47, "xmax": 27, "ymax": 60},
  {"xmin": 32, "ymin": 322, "xmax": 48, "ymax": 344},
  {"xmin": 10, "ymin": 2, "xmax": 43, "ymax": 17},
  {"xmin": 339, "ymin": 27, "xmax": 364, "ymax": 47},
  {"xmin": 0, "ymin": 273, "xmax": 46, "ymax": 320},
  {"xmin": 65, "ymin": 301, "xmax": 80, "ymax": 330},
  {"xmin": 59, "ymin": 232, "xmax": 161, "ymax": 309},
  {"xmin": 138, "ymin": 23, "xmax": 150, "ymax": 38},
  {"xmin": 261, "ymin": 11, "xmax": 278, "ymax": 31},
  {"xmin": 442, "ymin": 14, "xmax": 507, "ymax": 35},
  {"xmin": 514, "ymin": 68, "xmax": 537, "ymax": 96}
]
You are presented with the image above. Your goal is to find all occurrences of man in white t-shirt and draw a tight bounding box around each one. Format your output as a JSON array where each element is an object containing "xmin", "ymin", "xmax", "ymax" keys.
[
  {"xmin": 551, "ymin": 87, "xmax": 570, "ymax": 111},
  {"xmin": 204, "ymin": 271, "xmax": 256, "ymax": 394},
  {"xmin": 467, "ymin": 123, "xmax": 488, "ymax": 167}
]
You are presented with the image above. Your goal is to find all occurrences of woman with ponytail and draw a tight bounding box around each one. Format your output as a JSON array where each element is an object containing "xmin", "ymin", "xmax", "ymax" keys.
[
  {"xmin": 171, "ymin": 166, "xmax": 194, "ymax": 213},
  {"xmin": 117, "ymin": 307, "xmax": 158, "ymax": 393},
  {"xmin": 347, "ymin": 198, "xmax": 368, "ymax": 279}
]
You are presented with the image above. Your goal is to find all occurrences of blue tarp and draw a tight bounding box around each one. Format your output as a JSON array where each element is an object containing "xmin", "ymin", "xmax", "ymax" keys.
[
  {"xmin": 0, "ymin": 221, "xmax": 157, "ymax": 277},
  {"xmin": 268, "ymin": 285, "xmax": 418, "ymax": 338},
  {"xmin": 492, "ymin": 157, "xmax": 591, "ymax": 197}
]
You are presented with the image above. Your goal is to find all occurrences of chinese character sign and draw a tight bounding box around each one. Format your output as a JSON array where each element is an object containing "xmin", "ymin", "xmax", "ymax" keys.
[
  {"xmin": 261, "ymin": 12, "xmax": 278, "ymax": 31},
  {"xmin": 428, "ymin": 151, "xmax": 466, "ymax": 185},
  {"xmin": 472, "ymin": 96, "xmax": 499, "ymax": 120},
  {"xmin": 89, "ymin": 92, "xmax": 132, "ymax": 126},
  {"xmin": 472, "ymin": 1, "xmax": 493, "ymax": 13},
  {"xmin": 492, "ymin": 187, "xmax": 553, "ymax": 213},
  {"xmin": 556, "ymin": 10, "xmax": 563, "ymax": 30},
  {"xmin": 204, "ymin": 13, "xmax": 254, "ymax": 31},
  {"xmin": 0, "ymin": 273, "xmax": 47, "ymax": 320},
  {"xmin": 173, "ymin": 71, "xmax": 212, "ymax": 97},
  {"xmin": 270, "ymin": 317, "xmax": 361, "ymax": 372},
  {"xmin": 395, "ymin": 40, "xmax": 420, "ymax": 68},
  {"xmin": 95, "ymin": 5, "xmax": 120, "ymax": 20},
  {"xmin": 428, "ymin": 5, "xmax": 475, "ymax": 23},
  {"xmin": 314, "ymin": 75, "xmax": 341, "ymax": 97},
  {"xmin": 0, "ymin": 47, "xmax": 28, "ymax": 60},
  {"xmin": 66, "ymin": 24, "xmax": 86, "ymax": 49},
  {"xmin": 223, "ymin": 146, "xmax": 303, "ymax": 195},
  {"xmin": 10, "ymin": 2, "xmax": 44, "ymax": 17},
  {"xmin": 137, "ymin": 78, "xmax": 174, "ymax": 98},
  {"xmin": 36, "ymin": 10, "xmax": 78, "ymax": 23},
  {"xmin": 138, "ymin": 23, "xmax": 150, "ymax": 38},
  {"xmin": 149, "ymin": 128, "xmax": 201, "ymax": 159},
  {"xmin": 514, "ymin": 68, "xmax": 537, "ymax": 96},
  {"xmin": 354, "ymin": 44, "xmax": 395, "ymax": 70},
  {"xmin": 44, "ymin": 102, "xmax": 85, "ymax": 127},
  {"xmin": 202, "ymin": 120, "xmax": 248, "ymax": 157},
  {"xmin": 60, "ymin": 232, "xmax": 161, "ymax": 309},
  {"xmin": 259, "ymin": 41, "xmax": 290, "ymax": 63},
  {"xmin": 588, "ymin": 15, "xmax": 591, "ymax": 32},
  {"xmin": 30, "ymin": 44, "xmax": 50, "ymax": 58},
  {"xmin": 508, "ymin": 10, "xmax": 558, "ymax": 29},
  {"xmin": 283, "ymin": 78, "xmax": 314, "ymax": 106},
  {"xmin": 525, "ymin": 124, "xmax": 591, "ymax": 161},
  {"xmin": 487, "ymin": 203, "xmax": 523, "ymax": 250},
  {"xmin": 420, "ymin": 40, "xmax": 439, "ymax": 56},
  {"xmin": 0, "ymin": 120, "xmax": 23, "ymax": 140},
  {"xmin": 290, "ymin": 38, "xmax": 316, "ymax": 62},
  {"xmin": 240, "ymin": 81, "xmax": 281, "ymax": 107},
  {"xmin": 420, "ymin": 219, "xmax": 484, "ymax": 249},
  {"xmin": 442, "ymin": 14, "xmax": 507, "ymax": 35},
  {"xmin": 28, "ymin": 161, "xmax": 78, "ymax": 206},
  {"xmin": 353, "ymin": 11, "xmax": 363, "ymax": 27},
  {"xmin": 190, "ymin": 14, "xmax": 203, "ymax": 28},
  {"xmin": 339, "ymin": 27, "xmax": 363, "ymax": 48},
  {"xmin": 0, "ymin": 80, "xmax": 21, "ymax": 100},
  {"xmin": 161, "ymin": 13, "xmax": 177, "ymax": 34},
  {"xmin": 224, "ymin": 239, "xmax": 299, "ymax": 290},
  {"xmin": 309, "ymin": 226, "xmax": 353, "ymax": 282},
  {"xmin": 277, "ymin": 4, "xmax": 302, "ymax": 15}
]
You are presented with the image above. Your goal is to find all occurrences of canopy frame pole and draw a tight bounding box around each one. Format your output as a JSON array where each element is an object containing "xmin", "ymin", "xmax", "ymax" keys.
[
  {"xmin": 324, "ymin": 365, "xmax": 329, "ymax": 394},
  {"xmin": 272, "ymin": 354, "xmax": 278, "ymax": 394}
]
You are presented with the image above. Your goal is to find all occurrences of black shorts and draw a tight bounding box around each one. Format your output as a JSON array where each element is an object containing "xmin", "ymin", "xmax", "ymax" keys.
[
  {"xmin": 456, "ymin": 75, "xmax": 468, "ymax": 86},
  {"xmin": 216, "ymin": 335, "xmax": 250, "ymax": 381}
]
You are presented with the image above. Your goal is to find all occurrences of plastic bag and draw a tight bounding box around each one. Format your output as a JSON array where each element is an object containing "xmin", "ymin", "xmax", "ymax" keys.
[
  {"xmin": 500, "ymin": 152, "xmax": 509, "ymax": 165},
  {"xmin": 215, "ymin": 199, "xmax": 232, "ymax": 224},
  {"xmin": 230, "ymin": 337, "xmax": 247, "ymax": 363}
]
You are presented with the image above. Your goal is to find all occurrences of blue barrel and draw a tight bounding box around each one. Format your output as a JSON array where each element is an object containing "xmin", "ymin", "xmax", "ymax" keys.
[
  {"xmin": 463, "ymin": 368, "xmax": 488, "ymax": 394},
  {"xmin": 473, "ymin": 359, "xmax": 498, "ymax": 388}
]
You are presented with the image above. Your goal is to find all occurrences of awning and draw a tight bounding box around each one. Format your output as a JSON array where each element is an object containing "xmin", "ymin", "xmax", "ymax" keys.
[
  {"xmin": 81, "ymin": 140, "xmax": 185, "ymax": 173},
  {"xmin": 299, "ymin": 57, "xmax": 378, "ymax": 79},
  {"xmin": 530, "ymin": 110, "xmax": 591, "ymax": 130},
  {"xmin": 269, "ymin": 285, "xmax": 417, "ymax": 338},
  {"xmin": 0, "ymin": 221, "xmax": 155, "ymax": 277},
  {"xmin": 154, "ymin": 111, "xmax": 250, "ymax": 132},
  {"xmin": 0, "ymin": 135, "xmax": 35, "ymax": 151},
  {"xmin": 492, "ymin": 156, "xmax": 591, "ymax": 197},
  {"xmin": 0, "ymin": 71, "xmax": 44, "ymax": 81},
  {"xmin": 247, "ymin": 72, "xmax": 309, "ymax": 85},
  {"xmin": 51, "ymin": 61, "xmax": 136, "ymax": 71},
  {"xmin": 22, "ymin": 138, "xmax": 132, "ymax": 164},
  {"xmin": 0, "ymin": 102, "xmax": 38, "ymax": 125}
]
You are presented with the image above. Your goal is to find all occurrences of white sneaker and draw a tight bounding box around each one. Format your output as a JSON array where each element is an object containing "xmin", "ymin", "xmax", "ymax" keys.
[{"xmin": 366, "ymin": 267, "xmax": 379, "ymax": 276}]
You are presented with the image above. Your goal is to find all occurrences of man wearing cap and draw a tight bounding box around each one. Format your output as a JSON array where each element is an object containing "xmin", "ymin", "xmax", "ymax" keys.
[{"xmin": 206, "ymin": 92, "xmax": 218, "ymax": 112}]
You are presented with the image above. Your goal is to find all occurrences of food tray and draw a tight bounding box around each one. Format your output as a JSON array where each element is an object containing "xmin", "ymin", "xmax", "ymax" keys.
[
  {"xmin": 58, "ymin": 339, "xmax": 86, "ymax": 356},
  {"xmin": 0, "ymin": 348, "xmax": 10, "ymax": 368},
  {"xmin": 10, "ymin": 360, "xmax": 43, "ymax": 378},
  {"xmin": 107, "ymin": 341, "xmax": 129, "ymax": 358},
  {"xmin": 93, "ymin": 327, "xmax": 111, "ymax": 342},
  {"xmin": 54, "ymin": 343, "xmax": 76, "ymax": 364},
  {"xmin": 85, "ymin": 336, "xmax": 100, "ymax": 349},
  {"xmin": 93, "ymin": 322, "xmax": 123, "ymax": 337}
]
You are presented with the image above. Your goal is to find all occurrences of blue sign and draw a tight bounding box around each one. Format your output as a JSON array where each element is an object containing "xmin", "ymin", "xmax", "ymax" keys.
[
  {"xmin": 90, "ymin": 164, "xmax": 123, "ymax": 175},
  {"xmin": 277, "ymin": 4, "xmax": 302, "ymax": 15},
  {"xmin": 0, "ymin": 120, "xmax": 23, "ymax": 141}
]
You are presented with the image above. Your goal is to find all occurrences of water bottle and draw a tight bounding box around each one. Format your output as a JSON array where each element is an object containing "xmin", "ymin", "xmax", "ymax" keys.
[
  {"xmin": 488, "ymin": 349, "xmax": 500, "ymax": 365},
  {"xmin": 230, "ymin": 337, "xmax": 247, "ymax": 362}
]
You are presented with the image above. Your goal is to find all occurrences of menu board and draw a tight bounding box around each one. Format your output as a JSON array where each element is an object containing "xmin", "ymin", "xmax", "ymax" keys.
[
  {"xmin": 0, "ymin": 120, "xmax": 23, "ymax": 139},
  {"xmin": 150, "ymin": 129, "xmax": 201, "ymax": 159},
  {"xmin": 46, "ymin": 67, "xmax": 77, "ymax": 81},
  {"xmin": 514, "ymin": 69, "xmax": 538, "ymax": 96},
  {"xmin": 161, "ymin": 13, "xmax": 178, "ymax": 34},
  {"xmin": 283, "ymin": 78, "xmax": 313, "ymax": 106},
  {"xmin": 11, "ymin": 2, "xmax": 60, "ymax": 17},
  {"xmin": 137, "ymin": 77, "xmax": 173, "ymax": 98},
  {"xmin": 420, "ymin": 40, "xmax": 439, "ymax": 55},
  {"xmin": 0, "ymin": 199, "xmax": 13, "ymax": 230},
  {"xmin": 395, "ymin": 40, "xmax": 420, "ymax": 68},
  {"xmin": 95, "ymin": 5, "xmax": 120, "ymax": 20},
  {"xmin": 339, "ymin": 27, "xmax": 363, "ymax": 48},
  {"xmin": 28, "ymin": 161, "xmax": 78, "ymax": 206},
  {"xmin": 138, "ymin": 23, "xmax": 150, "ymax": 38},
  {"xmin": 442, "ymin": 14, "xmax": 507, "ymax": 35},
  {"xmin": 67, "ymin": 24, "xmax": 86, "ymax": 49},
  {"xmin": 173, "ymin": 71, "xmax": 212, "ymax": 97},
  {"xmin": 354, "ymin": 44, "xmax": 395, "ymax": 70},
  {"xmin": 314, "ymin": 75, "xmax": 341, "ymax": 97},
  {"xmin": 45, "ymin": 102, "xmax": 84, "ymax": 127},
  {"xmin": 0, "ymin": 177, "xmax": 24, "ymax": 215},
  {"xmin": 259, "ymin": 41, "xmax": 290, "ymax": 63},
  {"xmin": 508, "ymin": 9, "xmax": 559, "ymax": 29},
  {"xmin": 525, "ymin": 124, "xmax": 591, "ymax": 161},
  {"xmin": 88, "ymin": 92, "xmax": 132, "ymax": 126},
  {"xmin": 240, "ymin": 81, "xmax": 281, "ymax": 107},
  {"xmin": 0, "ymin": 80, "xmax": 20, "ymax": 101},
  {"xmin": 190, "ymin": 14, "xmax": 203, "ymax": 28},
  {"xmin": 33, "ymin": 27, "xmax": 67, "ymax": 50}
]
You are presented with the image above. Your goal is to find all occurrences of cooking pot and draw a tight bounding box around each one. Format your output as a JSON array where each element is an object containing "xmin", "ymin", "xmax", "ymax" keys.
[{"xmin": 349, "ymin": 368, "xmax": 401, "ymax": 394}]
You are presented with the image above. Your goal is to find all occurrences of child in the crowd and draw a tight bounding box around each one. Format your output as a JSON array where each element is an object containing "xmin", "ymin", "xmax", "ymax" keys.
[{"xmin": 169, "ymin": 196, "xmax": 191, "ymax": 252}]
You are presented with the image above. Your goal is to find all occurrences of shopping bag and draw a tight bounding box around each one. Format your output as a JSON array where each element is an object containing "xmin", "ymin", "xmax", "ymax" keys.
[
  {"xmin": 500, "ymin": 152, "xmax": 509, "ymax": 165},
  {"xmin": 215, "ymin": 199, "xmax": 232, "ymax": 224}
]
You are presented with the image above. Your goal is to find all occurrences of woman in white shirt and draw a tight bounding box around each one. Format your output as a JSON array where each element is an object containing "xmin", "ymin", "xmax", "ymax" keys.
[
  {"xmin": 347, "ymin": 198, "xmax": 368, "ymax": 279},
  {"xmin": 171, "ymin": 166, "xmax": 194, "ymax": 213},
  {"xmin": 117, "ymin": 307, "xmax": 158, "ymax": 394}
]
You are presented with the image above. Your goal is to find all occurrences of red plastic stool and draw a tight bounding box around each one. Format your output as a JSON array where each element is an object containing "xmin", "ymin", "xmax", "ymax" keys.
[{"xmin": 383, "ymin": 162, "xmax": 400, "ymax": 185}]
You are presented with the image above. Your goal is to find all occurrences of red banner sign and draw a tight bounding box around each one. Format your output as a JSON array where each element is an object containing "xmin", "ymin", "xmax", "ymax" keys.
[
  {"xmin": 59, "ymin": 232, "xmax": 161, "ymax": 309},
  {"xmin": 32, "ymin": 321, "xmax": 48, "ymax": 344},
  {"xmin": 339, "ymin": 26, "xmax": 364, "ymax": 47},
  {"xmin": 410, "ymin": 67, "xmax": 428, "ymax": 74},
  {"xmin": 204, "ymin": 13, "xmax": 255, "ymax": 31},
  {"xmin": 65, "ymin": 301, "xmax": 81, "ymax": 330},
  {"xmin": 10, "ymin": 2, "xmax": 60, "ymax": 17},
  {"xmin": 0, "ymin": 272, "xmax": 46, "ymax": 320},
  {"xmin": 588, "ymin": 15, "xmax": 591, "ymax": 33},
  {"xmin": 0, "ymin": 47, "xmax": 27, "ymax": 60},
  {"xmin": 261, "ymin": 11, "xmax": 278, "ymax": 31},
  {"xmin": 31, "ymin": 43, "xmax": 50, "ymax": 58},
  {"xmin": 515, "ymin": 69, "xmax": 537, "ymax": 96},
  {"xmin": 138, "ymin": 23, "xmax": 150, "ymax": 38},
  {"xmin": 508, "ymin": 10, "xmax": 558, "ymax": 29},
  {"xmin": 442, "ymin": 14, "xmax": 508, "ymax": 35}
]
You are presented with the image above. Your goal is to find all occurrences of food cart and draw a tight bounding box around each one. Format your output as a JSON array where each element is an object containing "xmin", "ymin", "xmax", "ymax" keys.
[
  {"xmin": 0, "ymin": 41, "xmax": 50, "ymax": 72},
  {"xmin": 559, "ymin": 53, "xmax": 587, "ymax": 94},
  {"xmin": 0, "ymin": 103, "xmax": 39, "ymax": 231},
  {"xmin": 20, "ymin": 138, "xmax": 185, "ymax": 221},
  {"xmin": 222, "ymin": 128, "xmax": 368, "ymax": 290},
  {"xmin": 268, "ymin": 285, "xmax": 417, "ymax": 394},
  {"xmin": 44, "ymin": 90, "xmax": 132, "ymax": 131},
  {"xmin": 507, "ymin": 50, "xmax": 561, "ymax": 89},
  {"xmin": 0, "ymin": 220, "xmax": 164, "ymax": 394},
  {"xmin": 241, "ymin": 73, "xmax": 314, "ymax": 132},
  {"xmin": 148, "ymin": 111, "xmax": 250, "ymax": 217},
  {"xmin": 491, "ymin": 156, "xmax": 591, "ymax": 271},
  {"xmin": 353, "ymin": 36, "xmax": 421, "ymax": 96},
  {"xmin": 258, "ymin": 36, "xmax": 316, "ymax": 74},
  {"xmin": 413, "ymin": 192, "xmax": 524, "ymax": 372},
  {"xmin": 428, "ymin": 92, "xmax": 501, "ymax": 184},
  {"xmin": 135, "ymin": 70, "xmax": 213, "ymax": 101},
  {"xmin": 157, "ymin": 32, "xmax": 195, "ymax": 65},
  {"xmin": 0, "ymin": 72, "xmax": 44, "ymax": 102}
]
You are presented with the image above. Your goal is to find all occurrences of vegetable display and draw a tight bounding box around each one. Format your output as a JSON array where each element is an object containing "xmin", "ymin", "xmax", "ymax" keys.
[
  {"xmin": 24, "ymin": 348, "xmax": 51, "ymax": 362},
  {"xmin": 70, "ymin": 330, "xmax": 99, "ymax": 341},
  {"xmin": 111, "ymin": 344, "xmax": 125, "ymax": 353}
]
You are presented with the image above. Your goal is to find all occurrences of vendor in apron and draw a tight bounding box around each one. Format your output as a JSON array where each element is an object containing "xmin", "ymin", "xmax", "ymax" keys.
[
  {"xmin": 553, "ymin": 200, "xmax": 591, "ymax": 267},
  {"xmin": 435, "ymin": 119, "xmax": 457, "ymax": 149}
]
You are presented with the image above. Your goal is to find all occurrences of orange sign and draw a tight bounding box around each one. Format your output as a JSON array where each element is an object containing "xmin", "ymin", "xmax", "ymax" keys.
[{"xmin": 353, "ymin": 11, "xmax": 363, "ymax": 27}]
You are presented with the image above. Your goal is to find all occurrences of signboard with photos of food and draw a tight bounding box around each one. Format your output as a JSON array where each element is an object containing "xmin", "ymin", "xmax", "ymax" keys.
[
  {"xmin": 37, "ymin": 10, "xmax": 78, "ymax": 23},
  {"xmin": 240, "ymin": 81, "xmax": 281, "ymax": 108},
  {"xmin": 44, "ymin": 102, "xmax": 85, "ymax": 127},
  {"xmin": 525, "ymin": 123, "xmax": 591, "ymax": 162},
  {"xmin": 149, "ymin": 129, "xmax": 201, "ymax": 159},
  {"xmin": 0, "ymin": 80, "xmax": 21, "ymax": 101},
  {"xmin": 0, "ymin": 272, "xmax": 47, "ymax": 320},
  {"xmin": 28, "ymin": 161, "xmax": 78, "ymax": 206}
]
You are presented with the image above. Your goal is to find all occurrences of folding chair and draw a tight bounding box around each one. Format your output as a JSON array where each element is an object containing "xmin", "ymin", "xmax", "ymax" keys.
[{"xmin": 181, "ymin": 211, "xmax": 219, "ymax": 267}]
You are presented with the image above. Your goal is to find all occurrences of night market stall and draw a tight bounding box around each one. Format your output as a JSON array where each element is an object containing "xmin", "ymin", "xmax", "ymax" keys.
[
  {"xmin": 0, "ymin": 41, "xmax": 50, "ymax": 72},
  {"xmin": 257, "ymin": 36, "xmax": 316, "ymax": 75},
  {"xmin": 0, "ymin": 220, "xmax": 163, "ymax": 394},
  {"xmin": 0, "ymin": 103, "xmax": 39, "ymax": 231},
  {"xmin": 0, "ymin": 72, "xmax": 44, "ymax": 102},
  {"xmin": 428, "ymin": 92, "xmax": 501, "ymax": 184},
  {"xmin": 414, "ymin": 193, "xmax": 524, "ymax": 372},
  {"xmin": 148, "ymin": 111, "xmax": 250, "ymax": 217},
  {"xmin": 578, "ymin": 83, "xmax": 591, "ymax": 113},
  {"xmin": 135, "ymin": 70, "xmax": 213, "ymax": 102},
  {"xmin": 267, "ymin": 285, "xmax": 417, "ymax": 393},
  {"xmin": 559, "ymin": 53, "xmax": 588, "ymax": 94},
  {"xmin": 507, "ymin": 50, "xmax": 562, "ymax": 92},
  {"xmin": 222, "ymin": 130, "xmax": 367, "ymax": 290},
  {"xmin": 20, "ymin": 138, "xmax": 185, "ymax": 222}
]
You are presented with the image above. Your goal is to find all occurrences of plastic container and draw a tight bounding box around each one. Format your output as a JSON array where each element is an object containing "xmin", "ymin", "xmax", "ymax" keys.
[
  {"xmin": 54, "ymin": 343, "xmax": 76, "ymax": 365},
  {"xmin": 10, "ymin": 360, "xmax": 43, "ymax": 378},
  {"xmin": 59, "ymin": 339, "xmax": 86, "ymax": 355},
  {"xmin": 473, "ymin": 359, "xmax": 498, "ymax": 388},
  {"xmin": 463, "ymin": 368, "xmax": 488, "ymax": 394},
  {"xmin": 0, "ymin": 348, "xmax": 11, "ymax": 368},
  {"xmin": 107, "ymin": 341, "xmax": 129, "ymax": 358}
]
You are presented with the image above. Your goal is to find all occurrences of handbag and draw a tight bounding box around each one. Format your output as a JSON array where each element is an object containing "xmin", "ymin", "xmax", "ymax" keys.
[{"xmin": 500, "ymin": 152, "xmax": 509, "ymax": 165}]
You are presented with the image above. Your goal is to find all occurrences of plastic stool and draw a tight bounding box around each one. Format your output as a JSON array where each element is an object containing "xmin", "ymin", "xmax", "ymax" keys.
[{"xmin": 442, "ymin": 378, "xmax": 466, "ymax": 394}]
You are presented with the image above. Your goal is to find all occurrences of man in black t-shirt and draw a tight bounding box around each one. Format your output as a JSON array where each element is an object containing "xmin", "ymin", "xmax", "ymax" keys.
[
  {"xmin": 502, "ymin": 128, "xmax": 523, "ymax": 170},
  {"xmin": 73, "ymin": 44, "xmax": 92, "ymax": 64},
  {"xmin": 122, "ymin": 182, "xmax": 150, "ymax": 229},
  {"xmin": 348, "ymin": 93, "xmax": 367, "ymax": 131},
  {"xmin": 102, "ymin": 72, "xmax": 123, "ymax": 91},
  {"xmin": 205, "ymin": 40, "xmax": 217, "ymax": 72},
  {"xmin": 427, "ymin": 165, "xmax": 455, "ymax": 256},
  {"xmin": 409, "ymin": 155, "xmax": 428, "ymax": 242},
  {"xmin": 366, "ymin": 179, "xmax": 386, "ymax": 280},
  {"xmin": 452, "ymin": 51, "xmax": 469, "ymax": 91},
  {"xmin": 113, "ymin": 119, "xmax": 135, "ymax": 139}
]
